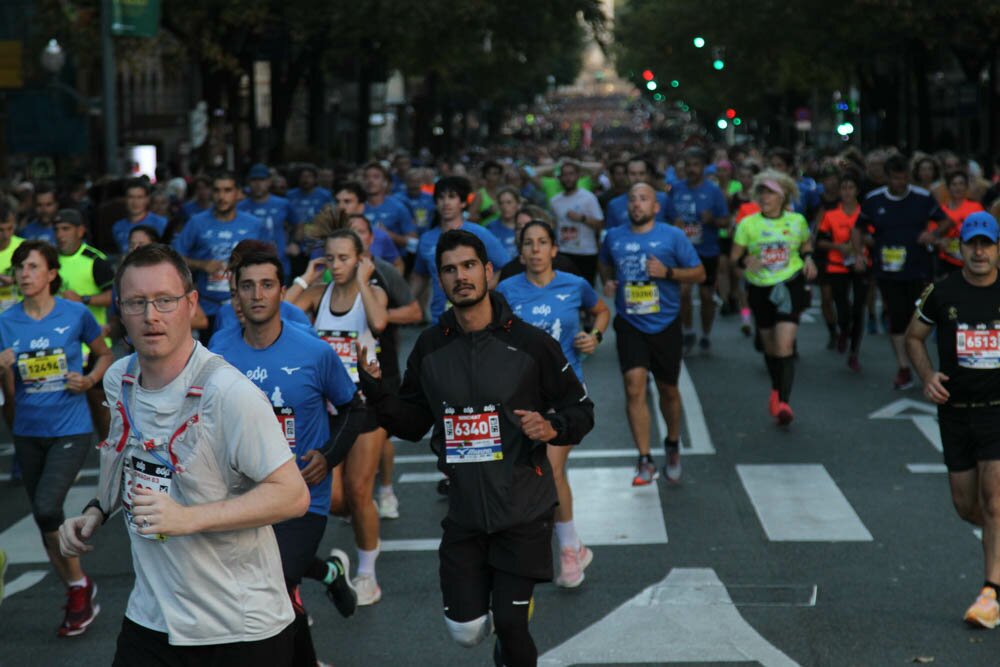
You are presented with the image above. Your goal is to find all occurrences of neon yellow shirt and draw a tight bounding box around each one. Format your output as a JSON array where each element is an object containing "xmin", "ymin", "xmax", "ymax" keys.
[{"xmin": 733, "ymin": 211, "xmax": 810, "ymax": 286}]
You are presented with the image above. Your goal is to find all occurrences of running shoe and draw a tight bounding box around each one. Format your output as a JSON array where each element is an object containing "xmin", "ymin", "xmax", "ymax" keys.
[
  {"xmin": 847, "ymin": 354, "xmax": 861, "ymax": 373},
  {"xmin": 698, "ymin": 337, "xmax": 711, "ymax": 353},
  {"xmin": 775, "ymin": 402, "xmax": 794, "ymax": 426},
  {"xmin": 324, "ymin": 548, "xmax": 358, "ymax": 617},
  {"xmin": 0, "ymin": 548, "xmax": 6, "ymax": 607},
  {"xmin": 376, "ymin": 489, "xmax": 400, "ymax": 520},
  {"xmin": 768, "ymin": 390, "xmax": 780, "ymax": 417},
  {"xmin": 893, "ymin": 367, "xmax": 914, "ymax": 390},
  {"xmin": 964, "ymin": 587, "xmax": 1000, "ymax": 629},
  {"xmin": 57, "ymin": 577, "xmax": 99, "ymax": 637},
  {"xmin": 740, "ymin": 309, "xmax": 752, "ymax": 337},
  {"xmin": 352, "ymin": 573, "xmax": 382, "ymax": 606},
  {"xmin": 555, "ymin": 545, "xmax": 594, "ymax": 588},
  {"xmin": 682, "ymin": 332, "xmax": 697, "ymax": 356},
  {"xmin": 664, "ymin": 444, "xmax": 682, "ymax": 482},
  {"xmin": 632, "ymin": 459, "xmax": 659, "ymax": 486}
]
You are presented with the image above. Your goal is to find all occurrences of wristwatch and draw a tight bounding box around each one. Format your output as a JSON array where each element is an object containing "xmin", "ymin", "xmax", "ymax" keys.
[
  {"xmin": 81, "ymin": 295, "xmax": 91, "ymax": 305},
  {"xmin": 83, "ymin": 498, "xmax": 109, "ymax": 524},
  {"xmin": 591, "ymin": 328, "xmax": 603, "ymax": 344}
]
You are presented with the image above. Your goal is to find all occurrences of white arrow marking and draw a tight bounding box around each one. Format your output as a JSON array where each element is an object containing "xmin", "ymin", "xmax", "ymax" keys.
[
  {"xmin": 5, "ymin": 570, "xmax": 48, "ymax": 598},
  {"xmin": 539, "ymin": 568, "xmax": 799, "ymax": 666},
  {"xmin": 868, "ymin": 399, "xmax": 941, "ymax": 452}
]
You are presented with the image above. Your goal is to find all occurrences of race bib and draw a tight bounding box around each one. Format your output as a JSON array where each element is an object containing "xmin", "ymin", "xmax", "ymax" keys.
[
  {"xmin": 123, "ymin": 453, "xmax": 172, "ymax": 542},
  {"xmin": 17, "ymin": 348, "xmax": 68, "ymax": 393},
  {"xmin": 415, "ymin": 209, "xmax": 429, "ymax": 229},
  {"xmin": 759, "ymin": 243, "xmax": 790, "ymax": 272},
  {"xmin": 559, "ymin": 225, "xmax": 579, "ymax": 245},
  {"xmin": 319, "ymin": 330, "xmax": 359, "ymax": 383},
  {"xmin": 624, "ymin": 281, "xmax": 660, "ymax": 315},
  {"xmin": 274, "ymin": 406, "xmax": 296, "ymax": 448},
  {"xmin": 881, "ymin": 246, "xmax": 906, "ymax": 272},
  {"xmin": 0, "ymin": 284, "xmax": 18, "ymax": 312},
  {"xmin": 956, "ymin": 325, "xmax": 1000, "ymax": 369},
  {"xmin": 683, "ymin": 222, "xmax": 703, "ymax": 245},
  {"xmin": 443, "ymin": 404, "xmax": 503, "ymax": 464},
  {"xmin": 946, "ymin": 238, "xmax": 961, "ymax": 262},
  {"xmin": 207, "ymin": 269, "xmax": 229, "ymax": 293}
]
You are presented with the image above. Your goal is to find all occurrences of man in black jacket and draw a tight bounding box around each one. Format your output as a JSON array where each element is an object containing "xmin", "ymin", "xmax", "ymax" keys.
[{"xmin": 359, "ymin": 229, "xmax": 594, "ymax": 667}]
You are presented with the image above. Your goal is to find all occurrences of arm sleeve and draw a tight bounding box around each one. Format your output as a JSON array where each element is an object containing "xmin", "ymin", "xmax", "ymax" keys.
[
  {"xmin": 319, "ymin": 393, "xmax": 366, "ymax": 469},
  {"xmin": 532, "ymin": 330, "xmax": 595, "ymax": 445},
  {"xmin": 915, "ymin": 283, "xmax": 938, "ymax": 324},
  {"xmin": 359, "ymin": 333, "xmax": 436, "ymax": 441},
  {"xmin": 92, "ymin": 257, "xmax": 115, "ymax": 290}
]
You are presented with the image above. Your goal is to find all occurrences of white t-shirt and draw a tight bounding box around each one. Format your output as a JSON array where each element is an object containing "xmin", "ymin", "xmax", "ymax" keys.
[
  {"xmin": 550, "ymin": 189, "xmax": 604, "ymax": 255},
  {"xmin": 104, "ymin": 342, "xmax": 294, "ymax": 646}
]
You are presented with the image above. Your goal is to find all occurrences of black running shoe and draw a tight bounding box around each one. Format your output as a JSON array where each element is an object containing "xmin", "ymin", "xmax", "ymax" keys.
[{"xmin": 324, "ymin": 549, "xmax": 358, "ymax": 617}]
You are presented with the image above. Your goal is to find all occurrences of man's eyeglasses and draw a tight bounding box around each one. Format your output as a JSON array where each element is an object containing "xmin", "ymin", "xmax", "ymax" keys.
[{"xmin": 119, "ymin": 294, "xmax": 190, "ymax": 315}]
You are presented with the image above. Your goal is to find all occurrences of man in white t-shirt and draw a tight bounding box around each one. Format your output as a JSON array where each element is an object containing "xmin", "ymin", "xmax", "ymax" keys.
[
  {"xmin": 550, "ymin": 160, "xmax": 605, "ymax": 284},
  {"xmin": 59, "ymin": 244, "xmax": 309, "ymax": 665}
]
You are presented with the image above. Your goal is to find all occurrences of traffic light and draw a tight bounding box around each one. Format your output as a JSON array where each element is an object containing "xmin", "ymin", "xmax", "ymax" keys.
[
  {"xmin": 671, "ymin": 80, "xmax": 680, "ymax": 88},
  {"xmin": 733, "ymin": 117, "xmax": 742, "ymax": 126},
  {"xmin": 725, "ymin": 108, "xmax": 736, "ymax": 119},
  {"xmin": 646, "ymin": 81, "xmax": 657, "ymax": 91},
  {"xmin": 642, "ymin": 69, "xmax": 655, "ymax": 81},
  {"xmin": 712, "ymin": 46, "xmax": 725, "ymax": 71},
  {"xmin": 837, "ymin": 122, "xmax": 855, "ymax": 137},
  {"xmin": 717, "ymin": 118, "xmax": 728, "ymax": 130},
  {"xmin": 693, "ymin": 36, "xmax": 705, "ymax": 48}
]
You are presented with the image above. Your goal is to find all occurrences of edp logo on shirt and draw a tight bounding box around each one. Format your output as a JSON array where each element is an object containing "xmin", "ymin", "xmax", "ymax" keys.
[
  {"xmin": 532, "ymin": 304, "xmax": 552, "ymax": 317},
  {"xmin": 30, "ymin": 337, "xmax": 51, "ymax": 350},
  {"xmin": 246, "ymin": 366, "xmax": 269, "ymax": 382}
]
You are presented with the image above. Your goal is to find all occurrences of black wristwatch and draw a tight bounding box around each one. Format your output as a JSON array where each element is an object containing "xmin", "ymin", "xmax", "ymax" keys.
[
  {"xmin": 83, "ymin": 498, "xmax": 109, "ymax": 524},
  {"xmin": 591, "ymin": 328, "xmax": 603, "ymax": 344},
  {"xmin": 81, "ymin": 295, "xmax": 91, "ymax": 306}
]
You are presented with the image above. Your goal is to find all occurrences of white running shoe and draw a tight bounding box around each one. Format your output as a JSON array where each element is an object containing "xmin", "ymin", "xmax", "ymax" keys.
[
  {"xmin": 353, "ymin": 574, "xmax": 382, "ymax": 606},
  {"xmin": 377, "ymin": 490, "xmax": 400, "ymax": 519}
]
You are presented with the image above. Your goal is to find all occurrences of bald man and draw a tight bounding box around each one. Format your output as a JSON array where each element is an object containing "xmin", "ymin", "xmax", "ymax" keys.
[{"xmin": 598, "ymin": 183, "xmax": 705, "ymax": 487}]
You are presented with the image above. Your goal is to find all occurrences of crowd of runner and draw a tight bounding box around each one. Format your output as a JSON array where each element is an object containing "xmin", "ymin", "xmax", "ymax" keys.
[{"xmin": 0, "ymin": 139, "xmax": 999, "ymax": 664}]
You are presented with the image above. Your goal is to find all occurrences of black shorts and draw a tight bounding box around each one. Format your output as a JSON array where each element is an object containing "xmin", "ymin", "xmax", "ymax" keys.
[
  {"xmin": 877, "ymin": 279, "xmax": 927, "ymax": 335},
  {"xmin": 560, "ymin": 253, "xmax": 598, "ymax": 286},
  {"xmin": 112, "ymin": 617, "xmax": 295, "ymax": 667},
  {"xmin": 698, "ymin": 254, "xmax": 719, "ymax": 287},
  {"xmin": 613, "ymin": 315, "xmax": 682, "ymax": 386},
  {"xmin": 273, "ymin": 512, "xmax": 327, "ymax": 585},
  {"xmin": 939, "ymin": 405, "xmax": 1000, "ymax": 472},
  {"xmin": 439, "ymin": 510, "xmax": 554, "ymax": 621},
  {"xmin": 746, "ymin": 273, "xmax": 810, "ymax": 329},
  {"xmin": 717, "ymin": 237, "xmax": 732, "ymax": 256}
]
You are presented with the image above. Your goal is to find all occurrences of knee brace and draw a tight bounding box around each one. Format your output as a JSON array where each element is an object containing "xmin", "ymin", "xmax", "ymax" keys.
[{"xmin": 444, "ymin": 612, "xmax": 493, "ymax": 648}]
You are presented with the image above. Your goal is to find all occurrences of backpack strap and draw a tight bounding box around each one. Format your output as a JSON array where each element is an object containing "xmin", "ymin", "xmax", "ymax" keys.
[
  {"xmin": 104, "ymin": 354, "xmax": 140, "ymax": 453},
  {"xmin": 164, "ymin": 355, "xmax": 228, "ymax": 471}
]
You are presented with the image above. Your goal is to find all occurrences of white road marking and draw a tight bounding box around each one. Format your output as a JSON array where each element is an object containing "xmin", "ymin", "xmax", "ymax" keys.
[
  {"xmin": 2, "ymin": 486, "xmax": 96, "ymax": 564},
  {"xmin": 398, "ymin": 472, "xmax": 447, "ymax": 483},
  {"xmin": 539, "ymin": 568, "xmax": 800, "ymax": 666},
  {"xmin": 394, "ymin": 454, "xmax": 438, "ymax": 464},
  {"xmin": 906, "ymin": 463, "xmax": 947, "ymax": 474},
  {"xmin": 868, "ymin": 399, "xmax": 941, "ymax": 452},
  {"xmin": 648, "ymin": 362, "xmax": 715, "ymax": 455},
  {"xmin": 387, "ymin": 466, "xmax": 667, "ymax": 550},
  {"xmin": 737, "ymin": 465, "xmax": 872, "ymax": 542},
  {"xmin": 5, "ymin": 570, "xmax": 48, "ymax": 598}
]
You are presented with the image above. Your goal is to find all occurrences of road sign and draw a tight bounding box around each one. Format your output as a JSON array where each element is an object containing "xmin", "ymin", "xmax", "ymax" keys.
[{"xmin": 111, "ymin": 0, "xmax": 160, "ymax": 38}]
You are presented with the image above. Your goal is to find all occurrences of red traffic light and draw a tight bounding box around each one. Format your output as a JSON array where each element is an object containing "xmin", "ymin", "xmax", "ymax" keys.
[
  {"xmin": 642, "ymin": 69, "xmax": 655, "ymax": 81},
  {"xmin": 725, "ymin": 108, "xmax": 736, "ymax": 119}
]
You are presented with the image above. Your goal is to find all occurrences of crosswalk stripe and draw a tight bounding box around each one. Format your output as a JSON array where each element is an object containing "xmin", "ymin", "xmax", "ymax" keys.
[{"xmin": 737, "ymin": 464, "xmax": 872, "ymax": 542}]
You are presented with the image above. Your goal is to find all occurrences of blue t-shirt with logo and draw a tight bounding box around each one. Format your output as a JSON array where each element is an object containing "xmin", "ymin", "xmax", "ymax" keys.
[
  {"xmin": 670, "ymin": 179, "xmax": 729, "ymax": 257},
  {"xmin": 19, "ymin": 221, "xmax": 56, "ymax": 245},
  {"xmin": 112, "ymin": 213, "xmax": 169, "ymax": 254},
  {"xmin": 413, "ymin": 222, "xmax": 510, "ymax": 323},
  {"xmin": 287, "ymin": 187, "xmax": 333, "ymax": 225},
  {"xmin": 599, "ymin": 223, "xmax": 702, "ymax": 333},
  {"xmin": 209, "ymin": 321, "xmax": 356, "ymax": 516},
  {"xmin": 605, "ymin": 191, "xmax": 677, "ymax": 230},
  {"xmin": 365, "ymin": 198, "xmax": 414, "ymax": 242},
  {"xmin": 0, "ymin": 298, "xmax": 101, "ymax": 437},
  {"xmin": 171, "ymin": 210, "xmax": 267, "ymax": 316},
  {"xmin": 212, "ymin": 300, "xmax": 312, "ymax": 336},
  {"xmin": 401, "ymin": 192, "xmax": 436, "ymax": 235},
  {"xmin": 496, "ymin": 271, "xmax": 598, "ymax": 382},
  {"xmin": 237, "ymin": 195, "xmax": 294, "ymax": 275},
  {"xmin": 486, "ymin": 221, "xmax": 518, "ymax": 262}
]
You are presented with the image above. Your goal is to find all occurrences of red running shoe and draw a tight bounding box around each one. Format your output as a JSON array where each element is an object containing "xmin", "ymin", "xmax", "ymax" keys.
[
  {"xmin": 58, "ymin": 577, "xmax": 99, "ymax": 637},
  {"xmin": 775, "ymin": 402, "xmax": 794, "ymax": 426},
  {"xmin": 768, "ymin": 390, "xmax": 780, "ymax": 417}
]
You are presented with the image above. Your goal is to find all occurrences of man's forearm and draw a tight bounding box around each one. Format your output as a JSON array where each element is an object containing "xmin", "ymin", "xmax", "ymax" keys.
[
  {"xmin": 672, "ymin": 265, "xmax": 706, "ymax": 284},
  {"xmin": 906, "ymin": 336, "xmax": 936, "ymax": 383},
  {"xmin": 186, "ymin": 459, "xmax": 308, "ymax": 533}
]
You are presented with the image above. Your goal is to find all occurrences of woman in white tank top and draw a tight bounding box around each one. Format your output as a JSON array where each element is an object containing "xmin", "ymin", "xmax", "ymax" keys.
[{"xmin": 285, "ymin": 229, "xmax": 390, "ymax": 606}]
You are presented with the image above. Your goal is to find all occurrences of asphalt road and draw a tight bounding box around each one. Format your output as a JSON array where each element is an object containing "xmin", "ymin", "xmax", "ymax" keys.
[{"xmin": 0, "ymin": 294, "xmax": 995, "ymax": 666}]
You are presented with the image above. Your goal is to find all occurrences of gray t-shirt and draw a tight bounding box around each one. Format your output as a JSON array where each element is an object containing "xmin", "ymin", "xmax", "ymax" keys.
[
  {"xmin": 104, "ymin": 342, "xmax": 294, "ymax": 645},
  {"xmin": 551, "ymin": 188, "xmax": 604, "ymax": 255}
]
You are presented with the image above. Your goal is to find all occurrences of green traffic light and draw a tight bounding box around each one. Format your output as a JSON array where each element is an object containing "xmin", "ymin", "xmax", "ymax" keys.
[
  {"xmin": 733, "ymin": 118, "xmax": 742, "ymax": 126},
  {"xmin": 653, "ymin": 93, "xmax": 664, "ymax": 101},
  {"xmin": 693, "ymin": 37, "xmax": 705, "ymax": 48},
  {"xmin": 713, "ymin": 60, "xmax": 724, "ymax": 71},
  {"xmin": 671, "ymin": 80, "xmax": 679, "ymax": 88}
]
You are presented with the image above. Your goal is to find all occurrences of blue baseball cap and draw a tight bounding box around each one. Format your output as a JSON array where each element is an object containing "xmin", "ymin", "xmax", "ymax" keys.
[
  {"xmin": 247, "ymin": 163, "xmax": 270, "ymax": 180},
  {"xmin": 961, "ymin": 211, "xmax": 999, "ymax": 243}
]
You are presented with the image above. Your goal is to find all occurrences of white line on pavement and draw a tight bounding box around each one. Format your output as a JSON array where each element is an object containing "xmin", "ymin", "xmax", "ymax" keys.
[
  {"xmin": 906, "ymin": 463, "xmax": 947, "ymax": 474},
  {"xmin": 398, "ymin": 472, "xmax": 447, "ymax": 483},
  {"xmin": 2, "ymin": 486, "xmax": 96, "ymax": 564},
  {"xmin": 538, "ymin": 568, "xmax": 800, "ymax": 666},
  {"xmin": 737, "ymin": 464, "xmax": 873, "ymax": 542},
  {"xmin": 5, "ymin": 570, "xmax": 48, "ymax": 599},
  {"xmin": 677, "ymin": 362, "xmax": 715, "ymax": 454}
]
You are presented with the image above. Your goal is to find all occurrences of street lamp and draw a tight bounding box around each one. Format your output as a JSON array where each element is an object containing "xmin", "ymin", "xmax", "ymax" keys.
[{"xmin": 40, "ymin": 39, "xmax": 65, "ymax": 74}]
